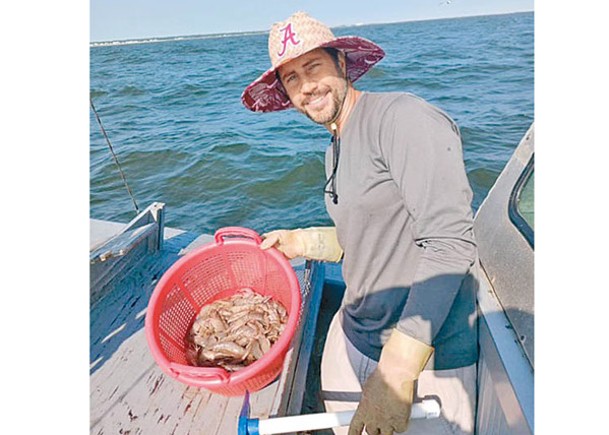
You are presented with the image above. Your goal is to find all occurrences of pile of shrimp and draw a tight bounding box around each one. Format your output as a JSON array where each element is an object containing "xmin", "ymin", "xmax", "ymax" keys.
[{"xmin": 185, "ymin": 287, "xmax": 288, "ymax": 371}]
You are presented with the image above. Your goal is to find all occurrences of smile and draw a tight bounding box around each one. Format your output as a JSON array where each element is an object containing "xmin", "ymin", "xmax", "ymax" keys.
[{"xmin": 305, "ymin": 92, "xmax": 330, "ymax": 111}]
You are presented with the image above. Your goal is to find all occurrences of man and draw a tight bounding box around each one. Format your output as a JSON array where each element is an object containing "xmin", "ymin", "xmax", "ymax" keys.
[{"xmin": 242, "ymin": 11, "xmax": 478, "ymax": 435}]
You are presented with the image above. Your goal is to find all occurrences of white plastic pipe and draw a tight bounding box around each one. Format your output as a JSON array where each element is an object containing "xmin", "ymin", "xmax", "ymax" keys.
[{"xmin": 256, "ymin": 399, "xmax": 440, "ymax": 435}]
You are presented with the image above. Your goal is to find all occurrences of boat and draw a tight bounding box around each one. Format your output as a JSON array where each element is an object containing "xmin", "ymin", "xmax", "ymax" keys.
[{"xmin": 90, "ymin": 123, "xmax": 534, "ymax": 434}]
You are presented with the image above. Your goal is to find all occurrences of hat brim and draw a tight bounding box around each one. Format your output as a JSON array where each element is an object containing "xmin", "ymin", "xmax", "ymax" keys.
[{"xmin": 241, "ymin": 36, "xmax": 385, "ymax": 113}]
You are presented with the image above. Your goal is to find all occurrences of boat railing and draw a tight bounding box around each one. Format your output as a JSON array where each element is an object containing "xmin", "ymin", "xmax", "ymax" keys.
[{"xmin": 90, "ymin": 201, "xmax": 165, "ymax": 305}]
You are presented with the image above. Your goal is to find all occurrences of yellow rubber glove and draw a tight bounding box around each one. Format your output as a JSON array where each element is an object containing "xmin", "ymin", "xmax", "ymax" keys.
[
  {"xmin": 348, "ymin": 329, "xmax": 434, "ymax": 435},
  {"xmin": 260, "ymin": 227, "xmax": 343, "ymax": 262}
]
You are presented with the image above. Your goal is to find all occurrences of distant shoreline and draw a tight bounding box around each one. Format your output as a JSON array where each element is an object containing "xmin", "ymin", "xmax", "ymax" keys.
[{"xmin": 90, "ymin": 10, "xmax": 533, "ymax": 48}]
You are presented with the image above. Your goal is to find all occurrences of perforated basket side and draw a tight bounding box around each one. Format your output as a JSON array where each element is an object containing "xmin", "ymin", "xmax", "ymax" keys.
[
  {"xmin": 263, "ymin": 266, "xmax": 294, "ymax": 310},
  {"xmin": 226, "ymin": 248, "xmax": 267, "ymax": 289},
  {"xmin": 158, "ymin": 282, "xmax": 198, "ymax": 363},
  {"xmin": 181, "ymin": 252, "xmax": 234, "ymax": 307},
  {"xmin": 159, "ymin": 330, "xmax": 190, "ymax": 365}
]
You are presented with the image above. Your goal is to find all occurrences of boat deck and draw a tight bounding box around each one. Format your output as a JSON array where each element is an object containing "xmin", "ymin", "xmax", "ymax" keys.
[{"xmin": 90, "ymin": 223, "xmax": 320, "ymax": 434}]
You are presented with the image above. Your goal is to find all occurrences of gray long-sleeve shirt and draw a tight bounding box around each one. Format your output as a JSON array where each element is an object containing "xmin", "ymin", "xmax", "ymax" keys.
[{"xmin": 324, "ymin": 92, "xmax": 478, "ymax": 370}]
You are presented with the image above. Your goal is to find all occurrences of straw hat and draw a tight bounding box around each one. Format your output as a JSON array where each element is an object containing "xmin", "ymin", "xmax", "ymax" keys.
[{"xmin": 241, "ymin": 11, "xmax": 385, "ymax": 112}]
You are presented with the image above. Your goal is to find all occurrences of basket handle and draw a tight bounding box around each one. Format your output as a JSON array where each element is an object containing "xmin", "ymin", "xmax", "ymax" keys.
[
  {"xmin": 169, "ymin": 363, "xmax": 230, "ymax": 382},
  {"xmin": 214, "ymin": 227, "xmax": 263, "ymax": 245}
]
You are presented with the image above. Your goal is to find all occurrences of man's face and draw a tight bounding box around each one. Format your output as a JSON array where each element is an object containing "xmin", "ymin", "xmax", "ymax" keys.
[{"xmin": 277, "ymin": 48, "xmax": 348, "ymax": 125}]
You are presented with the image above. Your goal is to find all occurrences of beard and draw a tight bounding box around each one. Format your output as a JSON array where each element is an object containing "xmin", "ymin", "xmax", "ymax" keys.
[{"xmin": 301, "ymin": 78, "xmax": 348, "ymax": 125}]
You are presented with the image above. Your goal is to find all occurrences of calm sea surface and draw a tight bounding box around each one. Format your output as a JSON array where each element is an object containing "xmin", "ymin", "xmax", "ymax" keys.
[{"xmin": 90, "ymin": 12, "xmax": 534, "ymax": 235}]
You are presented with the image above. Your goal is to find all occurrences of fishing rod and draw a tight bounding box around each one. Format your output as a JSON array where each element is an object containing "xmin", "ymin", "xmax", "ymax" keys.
[{"xmin": 90, "ymin": 96, "xmax": 140, "ymax": 215}]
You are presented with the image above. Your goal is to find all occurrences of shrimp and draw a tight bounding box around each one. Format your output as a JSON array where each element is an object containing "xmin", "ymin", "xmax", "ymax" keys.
[{"xmin": 186, "ymin": 287, "xmax": 289, "ymax": 371}]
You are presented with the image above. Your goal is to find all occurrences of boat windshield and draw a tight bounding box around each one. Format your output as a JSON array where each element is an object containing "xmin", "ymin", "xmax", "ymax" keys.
[
  {"xmin": 509, "ymin": 155, "xmax": 534, "ymax": 248},
  {"xmin": 517, "ymin": 170, "xmax": 534, "ymax": 230}
]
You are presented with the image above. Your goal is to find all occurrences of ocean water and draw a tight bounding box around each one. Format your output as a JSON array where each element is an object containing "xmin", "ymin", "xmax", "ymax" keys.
[{"xmin": 90, "ymin": 12, "xmax": 534, "ymax": 236}]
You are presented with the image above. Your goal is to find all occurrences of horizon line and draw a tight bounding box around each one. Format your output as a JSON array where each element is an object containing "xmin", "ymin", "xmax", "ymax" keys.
[{"xmin": 90, "ymin": 9, "xmax": 533, "ymax": 46}]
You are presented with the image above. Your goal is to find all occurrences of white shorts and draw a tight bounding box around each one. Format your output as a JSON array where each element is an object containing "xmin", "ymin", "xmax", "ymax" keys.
[{"xmin": 320, "ymin": 311, "xmax": 477, "ymax": 435}]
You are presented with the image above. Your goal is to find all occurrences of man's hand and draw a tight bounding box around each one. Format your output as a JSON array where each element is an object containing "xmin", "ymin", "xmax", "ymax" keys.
[
  {"xmin": 260, "ymin": 229, "xmax": 306, "ymax": 259},
  {"xmin": 349, "ymin": 371, "xmax": 416, "ymax": 435},
  {"xmin": 260, "ymin": 227, "xmax": 343, "ymax": 262},
  {"xmin": 348, "ymin": 329, "xmax": 433, "ymax": 435}
]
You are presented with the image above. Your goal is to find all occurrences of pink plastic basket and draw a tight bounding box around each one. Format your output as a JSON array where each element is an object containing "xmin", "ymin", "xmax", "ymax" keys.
[{"xmin": 145, "ymin": 227, "xmax": 301, "ymax": 396}]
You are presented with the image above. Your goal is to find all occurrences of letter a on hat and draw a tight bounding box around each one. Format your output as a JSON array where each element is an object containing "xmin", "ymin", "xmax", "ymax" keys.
[{"xmin": 277, "ymin": 23, "xmax": 300, "ymax": 57}]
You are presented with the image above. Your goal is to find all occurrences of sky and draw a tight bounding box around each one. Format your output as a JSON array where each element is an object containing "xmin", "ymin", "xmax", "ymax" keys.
[{"xmin": 90, "ymin": 0, "xmax": 534, "ymax": 42}]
